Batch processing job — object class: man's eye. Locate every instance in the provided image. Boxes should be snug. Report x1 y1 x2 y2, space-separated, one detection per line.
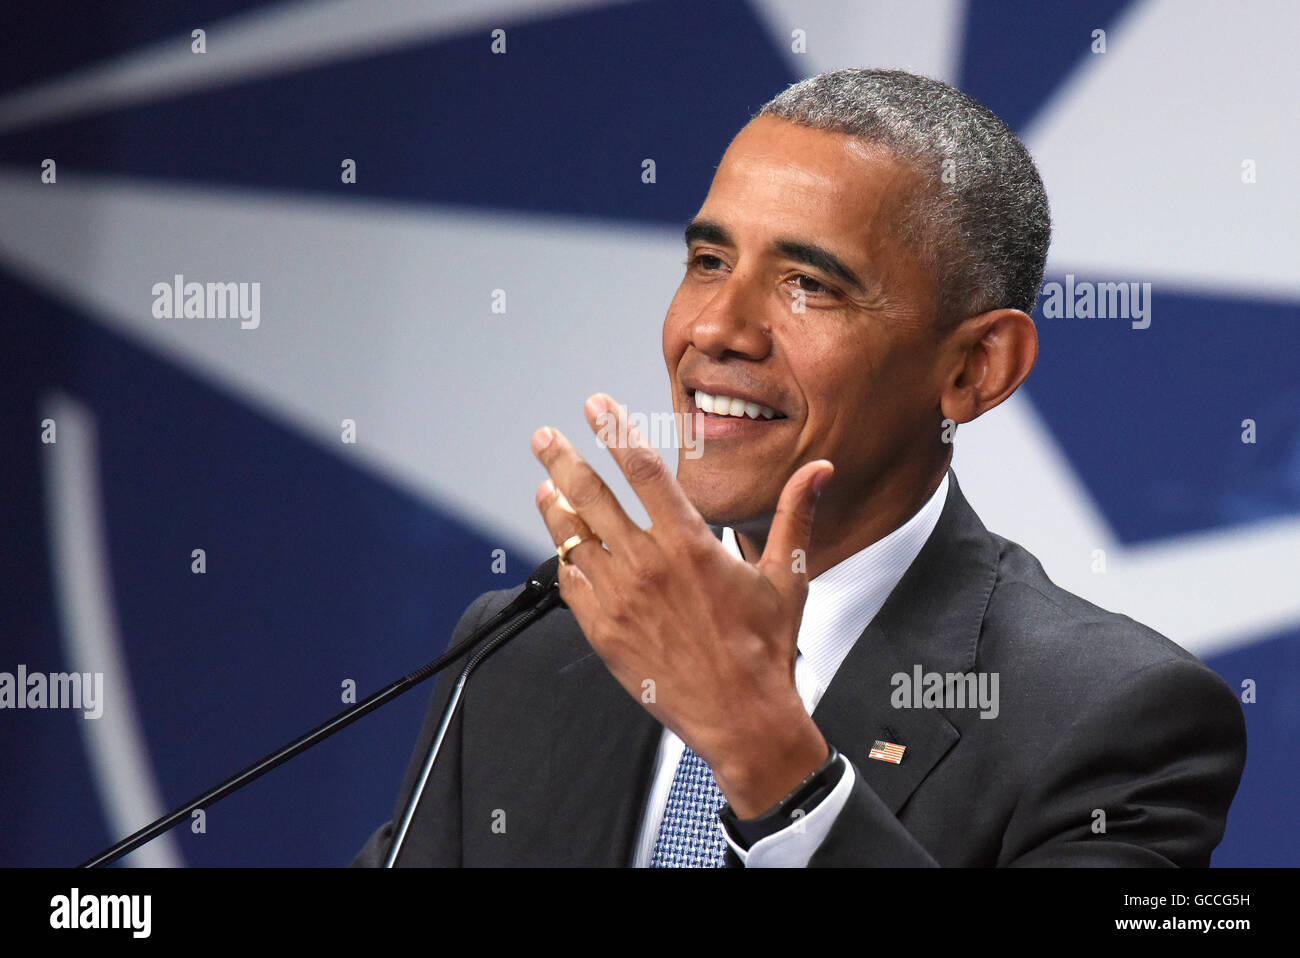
793 274 834 295
687 253 725 272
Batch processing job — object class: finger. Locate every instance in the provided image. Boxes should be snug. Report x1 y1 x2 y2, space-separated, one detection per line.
583 393 708 540
536 478 608 584
532 425 641 551
757 459 833 598
554 556 603 642
535 479 604 627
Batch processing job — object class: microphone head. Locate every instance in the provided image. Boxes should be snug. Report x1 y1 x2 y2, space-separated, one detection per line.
527 554 566 606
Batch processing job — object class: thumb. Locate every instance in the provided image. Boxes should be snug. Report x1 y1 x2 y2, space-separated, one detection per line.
758 459 833 598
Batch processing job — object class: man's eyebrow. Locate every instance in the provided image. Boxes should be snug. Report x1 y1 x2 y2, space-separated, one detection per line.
684 219 730 248
772 239 867 295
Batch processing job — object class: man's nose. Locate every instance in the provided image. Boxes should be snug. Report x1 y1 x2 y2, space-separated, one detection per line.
687 267 772 360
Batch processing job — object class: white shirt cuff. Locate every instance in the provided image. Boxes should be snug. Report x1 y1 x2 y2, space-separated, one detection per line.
721 755 855 867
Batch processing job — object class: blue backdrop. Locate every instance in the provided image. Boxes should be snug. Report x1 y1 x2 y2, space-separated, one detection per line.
1 0 1295 866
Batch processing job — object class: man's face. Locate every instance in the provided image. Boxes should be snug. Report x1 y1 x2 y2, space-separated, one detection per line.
663 115 950 535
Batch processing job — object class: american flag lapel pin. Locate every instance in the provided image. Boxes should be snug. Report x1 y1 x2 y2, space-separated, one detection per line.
869 739 906 764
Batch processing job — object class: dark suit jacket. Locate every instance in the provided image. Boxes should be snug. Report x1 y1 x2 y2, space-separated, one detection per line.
353 470 1246 866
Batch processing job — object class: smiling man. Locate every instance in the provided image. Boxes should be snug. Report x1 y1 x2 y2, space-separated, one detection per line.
355 69 1246 867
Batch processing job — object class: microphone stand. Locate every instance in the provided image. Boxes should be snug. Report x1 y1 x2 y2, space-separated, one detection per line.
383 581 556 866
79 558 563 868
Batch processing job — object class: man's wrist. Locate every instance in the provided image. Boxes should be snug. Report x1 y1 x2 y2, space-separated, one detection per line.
719 746 845 849
710 708 829 816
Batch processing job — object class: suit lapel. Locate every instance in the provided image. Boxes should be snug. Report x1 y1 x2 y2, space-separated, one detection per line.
812 469 998 815
812 625 960 814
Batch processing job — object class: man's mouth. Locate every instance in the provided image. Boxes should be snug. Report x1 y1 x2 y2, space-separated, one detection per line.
688 389 788 421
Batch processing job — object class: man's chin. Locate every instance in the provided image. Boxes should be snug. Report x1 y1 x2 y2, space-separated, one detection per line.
680 483 777 532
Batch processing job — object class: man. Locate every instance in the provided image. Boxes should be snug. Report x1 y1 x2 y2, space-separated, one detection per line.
354 69 1245 867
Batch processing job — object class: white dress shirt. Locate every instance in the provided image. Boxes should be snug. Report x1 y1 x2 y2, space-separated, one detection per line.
632 473 950 867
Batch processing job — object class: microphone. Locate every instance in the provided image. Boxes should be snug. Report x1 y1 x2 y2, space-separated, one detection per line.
79 555 565 868
385 553 565 866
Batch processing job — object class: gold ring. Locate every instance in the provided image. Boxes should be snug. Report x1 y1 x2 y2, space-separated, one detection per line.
557 533 596 565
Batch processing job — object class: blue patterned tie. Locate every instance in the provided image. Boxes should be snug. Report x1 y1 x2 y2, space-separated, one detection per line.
649 745 729 867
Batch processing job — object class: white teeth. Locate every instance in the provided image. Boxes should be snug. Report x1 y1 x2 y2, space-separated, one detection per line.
693 389 781 420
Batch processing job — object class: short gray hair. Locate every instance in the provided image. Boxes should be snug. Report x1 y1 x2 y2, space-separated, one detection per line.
756 68 1051 326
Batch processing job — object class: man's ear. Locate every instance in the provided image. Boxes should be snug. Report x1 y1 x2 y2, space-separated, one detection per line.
939 308 1038 425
